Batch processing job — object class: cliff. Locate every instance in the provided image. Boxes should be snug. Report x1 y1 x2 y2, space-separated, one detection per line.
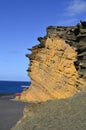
21 21 86 102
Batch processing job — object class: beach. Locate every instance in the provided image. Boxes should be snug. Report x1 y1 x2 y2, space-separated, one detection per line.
0 95 27 130
11 92 86 130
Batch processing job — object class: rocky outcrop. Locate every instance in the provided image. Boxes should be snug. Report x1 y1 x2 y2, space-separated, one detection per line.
21 21 86 102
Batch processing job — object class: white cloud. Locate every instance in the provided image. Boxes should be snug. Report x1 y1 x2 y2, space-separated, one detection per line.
66 0 86 16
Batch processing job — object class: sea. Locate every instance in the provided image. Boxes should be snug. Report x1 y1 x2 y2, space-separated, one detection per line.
0 80 31 94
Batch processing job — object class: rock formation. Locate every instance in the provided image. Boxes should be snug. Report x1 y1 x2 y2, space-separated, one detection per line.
20 21 86 102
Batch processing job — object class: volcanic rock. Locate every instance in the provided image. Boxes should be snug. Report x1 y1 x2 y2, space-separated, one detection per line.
20 21 86 102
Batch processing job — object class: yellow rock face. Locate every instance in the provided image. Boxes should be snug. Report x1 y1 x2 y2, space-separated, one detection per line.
20 37 83 102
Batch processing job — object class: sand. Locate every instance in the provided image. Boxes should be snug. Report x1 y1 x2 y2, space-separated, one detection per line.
11 92 86 130
0 95 27 130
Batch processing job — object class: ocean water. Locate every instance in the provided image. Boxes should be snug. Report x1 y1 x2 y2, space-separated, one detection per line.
0 81 31 94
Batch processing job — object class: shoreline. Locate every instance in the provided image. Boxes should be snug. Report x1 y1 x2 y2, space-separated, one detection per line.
0 93 16 99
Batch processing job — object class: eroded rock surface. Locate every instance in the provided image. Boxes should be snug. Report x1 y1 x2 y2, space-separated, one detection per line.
21 21 86 102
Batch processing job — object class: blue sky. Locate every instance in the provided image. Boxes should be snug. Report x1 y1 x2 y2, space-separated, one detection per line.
0 0 86 81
